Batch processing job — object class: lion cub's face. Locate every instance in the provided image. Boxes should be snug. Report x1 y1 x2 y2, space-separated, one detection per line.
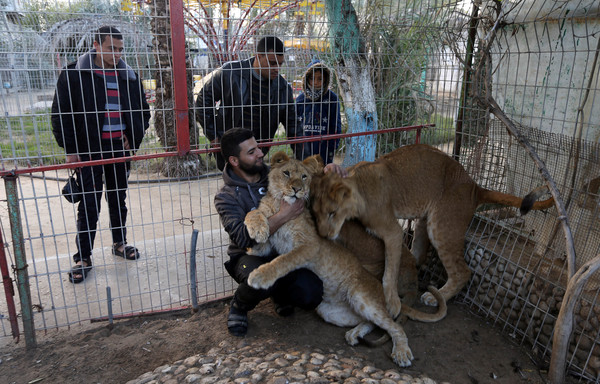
268 152 324 204
310 172 354 240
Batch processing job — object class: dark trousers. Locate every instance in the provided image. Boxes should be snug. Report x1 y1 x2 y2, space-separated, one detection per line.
73 143 129 264
229 254 323 312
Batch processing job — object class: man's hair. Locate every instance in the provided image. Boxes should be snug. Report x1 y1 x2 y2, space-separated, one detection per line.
220 128 255 163
95 26 123 45
256 36 285 55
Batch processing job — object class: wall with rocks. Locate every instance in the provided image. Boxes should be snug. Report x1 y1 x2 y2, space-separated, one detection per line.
421 223 600 381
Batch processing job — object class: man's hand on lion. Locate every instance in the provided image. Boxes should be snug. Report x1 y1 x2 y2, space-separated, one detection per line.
266 199 304 236
323 163 348 178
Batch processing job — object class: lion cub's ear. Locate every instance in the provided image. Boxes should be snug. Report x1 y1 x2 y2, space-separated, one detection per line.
303 154 324 175
270 151 290 167
330 179 351 201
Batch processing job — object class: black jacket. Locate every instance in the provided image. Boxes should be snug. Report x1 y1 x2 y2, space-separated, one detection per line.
195 57 301 158
51 50 151 156
214 164 270 272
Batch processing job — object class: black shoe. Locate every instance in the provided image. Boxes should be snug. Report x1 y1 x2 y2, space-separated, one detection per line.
274 302 295 317
227 299 248 337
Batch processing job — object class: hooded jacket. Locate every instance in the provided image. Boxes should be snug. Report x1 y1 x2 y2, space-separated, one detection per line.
214 163 271 274
51 50 151 157
295 60 342 164
195 57 301 159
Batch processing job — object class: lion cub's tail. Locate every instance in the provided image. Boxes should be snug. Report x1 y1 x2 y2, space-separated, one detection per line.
477 185 554 215
361 286 447 348
401 285 447 323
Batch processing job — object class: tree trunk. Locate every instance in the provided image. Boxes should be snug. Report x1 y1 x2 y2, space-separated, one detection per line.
323 0 378 166
151 0 205 176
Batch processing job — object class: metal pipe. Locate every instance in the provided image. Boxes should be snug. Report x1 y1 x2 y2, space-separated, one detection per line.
106 286 113 328
190 229 199 312
169 0 191 156
0 226 20 342
90 305 197 323
0 124 435 178
453 0 480 161
4 175 36 349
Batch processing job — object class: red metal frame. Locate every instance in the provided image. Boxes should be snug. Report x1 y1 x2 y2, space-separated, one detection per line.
170 0 191 156
0 228 20 342
0 124 432 177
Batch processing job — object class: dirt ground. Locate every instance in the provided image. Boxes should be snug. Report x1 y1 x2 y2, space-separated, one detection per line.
1 297 574 384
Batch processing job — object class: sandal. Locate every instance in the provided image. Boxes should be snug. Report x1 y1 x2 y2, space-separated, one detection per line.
68 262 92 284
227 299 248 337
112 242 140 260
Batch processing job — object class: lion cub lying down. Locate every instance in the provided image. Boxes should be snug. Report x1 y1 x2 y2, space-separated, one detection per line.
244 152 446 367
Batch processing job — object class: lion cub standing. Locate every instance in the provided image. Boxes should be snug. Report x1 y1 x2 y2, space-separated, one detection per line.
311 144 555 313
244 152 445 368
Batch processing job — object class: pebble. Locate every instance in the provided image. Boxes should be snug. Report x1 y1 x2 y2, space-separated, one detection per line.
125 339 443 384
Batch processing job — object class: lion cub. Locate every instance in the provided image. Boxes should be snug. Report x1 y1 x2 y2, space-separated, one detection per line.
311 144 555 313
244 152 446 367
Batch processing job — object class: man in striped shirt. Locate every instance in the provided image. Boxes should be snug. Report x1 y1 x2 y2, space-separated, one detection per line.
52 26 151 284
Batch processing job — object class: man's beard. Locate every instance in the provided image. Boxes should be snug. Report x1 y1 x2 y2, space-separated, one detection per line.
239 159 264 175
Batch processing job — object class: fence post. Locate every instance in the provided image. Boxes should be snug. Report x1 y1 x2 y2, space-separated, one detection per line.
3 175 36 349
189 229 199 312
0 226 20 342
170 0 190 156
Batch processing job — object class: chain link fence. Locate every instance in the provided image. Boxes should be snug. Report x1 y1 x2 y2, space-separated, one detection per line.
1 0 599 381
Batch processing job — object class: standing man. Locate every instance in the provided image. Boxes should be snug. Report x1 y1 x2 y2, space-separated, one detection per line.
215 128 346 336
195 36 302 171
51 26 151 284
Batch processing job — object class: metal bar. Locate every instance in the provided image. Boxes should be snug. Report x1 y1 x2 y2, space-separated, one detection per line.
3 175 36 349
248 124 436 150
0 124 434 177
106 286 113 327
170 0 191 156
0 151 180 177
89 305 195 323
0 226 20 342
190 229 199 312
452 0 479 161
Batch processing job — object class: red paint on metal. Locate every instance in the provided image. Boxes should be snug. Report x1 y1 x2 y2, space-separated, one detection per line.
0 228 20 342
0 124 434 177
170 0 191 156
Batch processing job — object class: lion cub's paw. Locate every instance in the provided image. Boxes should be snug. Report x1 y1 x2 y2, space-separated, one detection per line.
247 267 276 290
420 291 439 307
391 343 414 367
247 242 272 257
344 327 361 346
245 211 270 244
385 291 403 318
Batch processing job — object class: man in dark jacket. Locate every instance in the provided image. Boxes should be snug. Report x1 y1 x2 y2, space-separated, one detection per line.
51 26 151 284
195 36 302 171
214 128 346 336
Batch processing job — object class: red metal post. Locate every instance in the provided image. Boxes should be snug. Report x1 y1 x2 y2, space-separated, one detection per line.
170 0 191 156
0 227 20 342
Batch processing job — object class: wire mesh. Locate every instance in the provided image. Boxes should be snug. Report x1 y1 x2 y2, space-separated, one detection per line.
0 0 599 381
